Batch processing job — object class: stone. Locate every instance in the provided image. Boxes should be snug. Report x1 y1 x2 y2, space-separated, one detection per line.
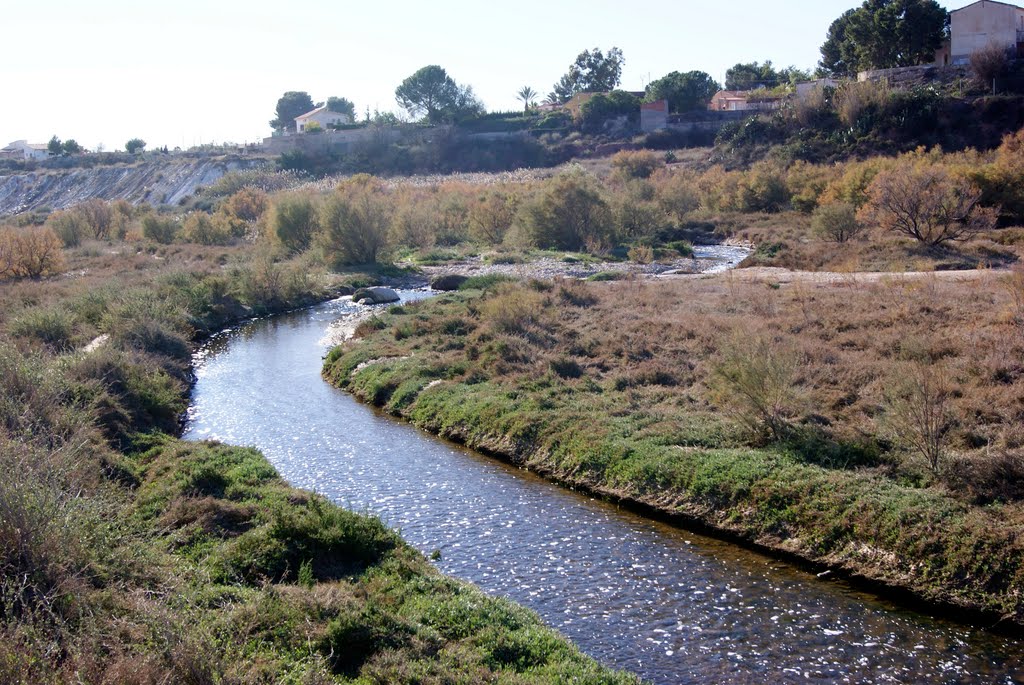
353 287 400 305
430 274 468 291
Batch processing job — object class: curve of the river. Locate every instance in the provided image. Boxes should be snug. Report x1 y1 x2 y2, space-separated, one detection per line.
185 252 1024 685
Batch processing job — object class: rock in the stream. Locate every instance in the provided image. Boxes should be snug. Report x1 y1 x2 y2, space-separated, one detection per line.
430 274 468 291
353 287 400 305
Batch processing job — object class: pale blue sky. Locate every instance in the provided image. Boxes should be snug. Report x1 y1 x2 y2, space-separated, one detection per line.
1 0 977 151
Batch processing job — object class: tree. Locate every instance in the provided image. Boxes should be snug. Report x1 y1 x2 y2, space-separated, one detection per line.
61 139 82 155
579 91 640 131
517 86 538 113
395 66 482 124
270 91 316 131
47 136 61 156
859 160 997 246
645 71 720 113
723 61 808 91
548 47 624 103
125 138 146 154
326 96 356 120
819 0 948 77
395 65 458 123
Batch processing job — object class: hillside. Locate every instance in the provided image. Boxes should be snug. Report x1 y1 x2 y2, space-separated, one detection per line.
0 156 265 216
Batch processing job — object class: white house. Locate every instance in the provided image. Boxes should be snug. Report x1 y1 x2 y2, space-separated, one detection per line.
795 79 842 100
949 0 1024 65
1 140 50 160
294 106 352 133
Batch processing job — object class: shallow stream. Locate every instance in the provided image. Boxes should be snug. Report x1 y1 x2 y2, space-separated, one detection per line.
185 248 1023 684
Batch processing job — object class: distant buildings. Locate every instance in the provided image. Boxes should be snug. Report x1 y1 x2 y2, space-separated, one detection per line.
1 140 50 161
294 106 353 133
708 90 783 112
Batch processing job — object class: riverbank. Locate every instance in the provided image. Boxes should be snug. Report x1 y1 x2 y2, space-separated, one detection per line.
324 270 1024 630
0 243 636 683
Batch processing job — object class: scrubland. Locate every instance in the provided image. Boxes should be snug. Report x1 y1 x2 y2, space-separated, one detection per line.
325 271 1024 625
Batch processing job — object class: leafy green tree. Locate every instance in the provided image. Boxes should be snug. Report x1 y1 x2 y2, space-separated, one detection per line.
645 71 720 112
270 91 316 131
61 139 82 155
326 96 356 119
580 91 640 131
47 136 61 156
517 86 538 113
395 66 482 124
726 62 779 90
548 47 624 103
125 138 146 154
395 65 458 123
819 0 948 77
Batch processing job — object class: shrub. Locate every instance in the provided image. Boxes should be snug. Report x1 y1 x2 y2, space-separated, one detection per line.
76 199 116 239
860 160 997 246
611 150 664 180
45 210 88 247
479 285 548 335
970 42 1013 87
271 193 318 254
9 308 75 352
468 190 519 244
0 227 66 279
317 175 392 266
222 187 269 223
811 202 863 242
182 212 232 246
709 334 805 443
652 169 700 223
141 214 179 244
521 169 613 251
882 361 956 475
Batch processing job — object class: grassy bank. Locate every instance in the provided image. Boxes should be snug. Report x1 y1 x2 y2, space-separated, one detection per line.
0 243 636 683
324 273 1024 627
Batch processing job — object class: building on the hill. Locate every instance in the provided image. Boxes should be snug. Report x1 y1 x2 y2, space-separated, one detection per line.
949 0 1024 65
1 140 50 160
294 106 352 133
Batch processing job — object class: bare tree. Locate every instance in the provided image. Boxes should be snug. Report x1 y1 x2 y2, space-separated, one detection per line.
859 161 997 246
970 42 1013 89
883 361 956 474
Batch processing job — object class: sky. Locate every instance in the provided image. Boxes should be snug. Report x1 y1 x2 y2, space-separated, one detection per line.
1 0 980 151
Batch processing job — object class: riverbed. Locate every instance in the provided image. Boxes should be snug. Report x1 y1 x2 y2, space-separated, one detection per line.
184 281 1024 685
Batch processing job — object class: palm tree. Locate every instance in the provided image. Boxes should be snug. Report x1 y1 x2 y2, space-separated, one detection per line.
517 86 538 114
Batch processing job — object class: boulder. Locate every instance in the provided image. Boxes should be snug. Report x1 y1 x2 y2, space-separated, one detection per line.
353 287 400 305
430 274 468 291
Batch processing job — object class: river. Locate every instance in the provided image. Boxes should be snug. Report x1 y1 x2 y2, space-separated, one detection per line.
184 251 1024 685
